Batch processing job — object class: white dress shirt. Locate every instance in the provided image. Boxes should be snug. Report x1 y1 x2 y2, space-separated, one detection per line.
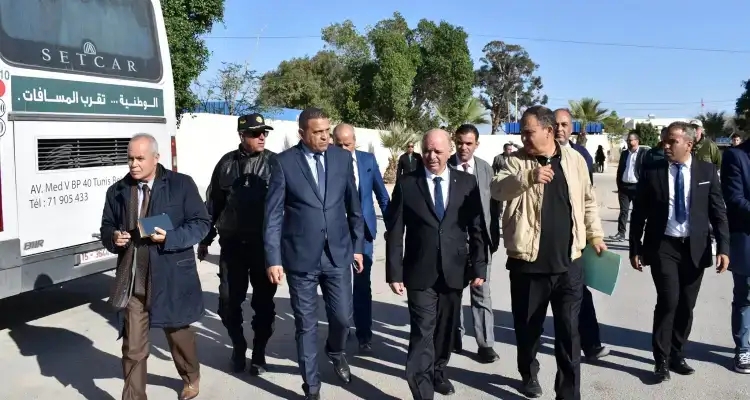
456 156 475 175
424 167 451 208
665 156 692 237
351 150 359 190
623 148 639 184
301 143 326 184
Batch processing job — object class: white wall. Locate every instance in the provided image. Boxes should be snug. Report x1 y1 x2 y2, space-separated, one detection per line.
175 113 612 196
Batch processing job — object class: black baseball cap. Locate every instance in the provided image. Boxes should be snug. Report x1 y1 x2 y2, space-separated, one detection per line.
238 113 273 132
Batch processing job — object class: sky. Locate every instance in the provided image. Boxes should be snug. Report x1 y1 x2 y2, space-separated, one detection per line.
198 0 750 121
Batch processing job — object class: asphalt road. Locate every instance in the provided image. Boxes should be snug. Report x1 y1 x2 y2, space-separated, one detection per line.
1 170 749 399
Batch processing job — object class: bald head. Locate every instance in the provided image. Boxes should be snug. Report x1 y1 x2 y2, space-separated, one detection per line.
332 123 356 152
422 129 452 174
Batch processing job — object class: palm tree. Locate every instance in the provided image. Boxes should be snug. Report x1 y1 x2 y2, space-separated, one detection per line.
695 112 728 139
379 121 419 183
436 97 490 133
568 98 609 147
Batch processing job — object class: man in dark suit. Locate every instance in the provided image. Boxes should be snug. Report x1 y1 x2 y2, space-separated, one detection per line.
385 128 487 400
630 121 729 383
448 124 500 363
721 140 750 373
612 133 648 241
264 108 365 400
100 134 210 400
397 142 422 176
332 123 389 353
554 108 610 361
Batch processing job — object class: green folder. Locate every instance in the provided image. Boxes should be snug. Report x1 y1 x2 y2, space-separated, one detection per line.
580 244 622 296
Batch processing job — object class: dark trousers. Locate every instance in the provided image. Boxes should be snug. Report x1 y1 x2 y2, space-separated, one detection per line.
617 183 637 235
353 240 374 344
122 295 199 400
287 244 353 395
217 238 278 358
510 261 583 400
650 237 705 363
579 285 602 353
406 276 461 400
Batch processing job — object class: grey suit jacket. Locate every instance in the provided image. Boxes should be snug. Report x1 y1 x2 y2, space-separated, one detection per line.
449 155 499 252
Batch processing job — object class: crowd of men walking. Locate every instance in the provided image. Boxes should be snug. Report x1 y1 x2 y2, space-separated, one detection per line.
99 104 746 400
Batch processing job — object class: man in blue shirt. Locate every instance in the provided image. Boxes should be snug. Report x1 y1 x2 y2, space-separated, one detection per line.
554 108 610 361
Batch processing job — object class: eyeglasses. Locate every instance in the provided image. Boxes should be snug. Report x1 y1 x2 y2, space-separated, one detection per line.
242 130 269 138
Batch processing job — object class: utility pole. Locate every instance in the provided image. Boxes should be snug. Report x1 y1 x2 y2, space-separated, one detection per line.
515 91 519 121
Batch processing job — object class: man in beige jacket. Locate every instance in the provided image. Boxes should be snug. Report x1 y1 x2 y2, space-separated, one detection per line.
491 105 606 400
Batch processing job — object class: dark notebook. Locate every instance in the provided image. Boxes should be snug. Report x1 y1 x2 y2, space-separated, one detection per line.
138 213 174 238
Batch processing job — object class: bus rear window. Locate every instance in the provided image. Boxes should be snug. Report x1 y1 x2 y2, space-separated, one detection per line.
0 0 162 82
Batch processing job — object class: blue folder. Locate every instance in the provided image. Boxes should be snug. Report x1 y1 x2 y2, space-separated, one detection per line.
580 244 622 296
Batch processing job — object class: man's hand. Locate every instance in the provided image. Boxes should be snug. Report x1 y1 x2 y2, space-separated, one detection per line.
353 253 364 274
630 255 643 272
113 230 130 247
532 165 554 184
389 282 405 296
592 242 608 255
150 227 167 244
197 244 208 261
716 254 730 274
267 265 285 285
470 278 485 288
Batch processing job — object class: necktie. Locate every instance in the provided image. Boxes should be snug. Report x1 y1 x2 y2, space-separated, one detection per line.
314 153 326 198
674 164 686 224
433 176 445 221
462 163 469 172
134 184 151 297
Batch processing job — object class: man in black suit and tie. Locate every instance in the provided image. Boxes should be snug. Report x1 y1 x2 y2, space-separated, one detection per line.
612 133 648 241
397 142 423 177
629 121 730 383
385 129 487 400
264 108 365 400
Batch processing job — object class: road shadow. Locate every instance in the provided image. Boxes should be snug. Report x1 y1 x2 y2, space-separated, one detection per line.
486 307 732 384
0 273 183 398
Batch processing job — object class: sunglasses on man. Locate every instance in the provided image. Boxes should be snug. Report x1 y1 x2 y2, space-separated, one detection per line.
242 129 270 138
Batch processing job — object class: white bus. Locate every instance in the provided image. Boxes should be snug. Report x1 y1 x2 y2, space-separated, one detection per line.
0 0 176 299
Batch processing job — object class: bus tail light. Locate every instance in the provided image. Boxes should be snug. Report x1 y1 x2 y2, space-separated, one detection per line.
171 135 177 172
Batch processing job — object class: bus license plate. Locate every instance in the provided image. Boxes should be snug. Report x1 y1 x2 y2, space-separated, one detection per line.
79 248 116 265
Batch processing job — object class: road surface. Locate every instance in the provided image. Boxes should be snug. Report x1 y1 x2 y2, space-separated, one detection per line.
0 170 748 399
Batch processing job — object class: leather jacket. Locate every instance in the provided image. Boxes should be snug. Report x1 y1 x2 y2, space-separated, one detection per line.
201 146 275 245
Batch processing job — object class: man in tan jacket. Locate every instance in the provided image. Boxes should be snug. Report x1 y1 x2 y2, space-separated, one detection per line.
491 105 606 400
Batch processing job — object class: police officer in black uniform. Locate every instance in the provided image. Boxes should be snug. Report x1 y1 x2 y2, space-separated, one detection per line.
197 113 277 375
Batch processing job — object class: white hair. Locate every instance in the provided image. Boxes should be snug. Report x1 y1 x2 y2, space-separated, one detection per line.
130 133 159 155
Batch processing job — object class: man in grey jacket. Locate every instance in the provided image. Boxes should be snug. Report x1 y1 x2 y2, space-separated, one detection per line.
449 124 501 363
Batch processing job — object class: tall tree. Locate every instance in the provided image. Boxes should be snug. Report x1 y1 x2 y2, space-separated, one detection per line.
631 122 660 148
194 61 261 115
568 98 609 147
162 0 225 121
474 41 547 134
602 111 628 142
695 111 729 139
256 13 473 132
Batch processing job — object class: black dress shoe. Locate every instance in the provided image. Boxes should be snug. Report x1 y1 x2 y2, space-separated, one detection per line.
358 342 373 355
331 357 352 384
584 345 610 361
434 378 455 395
303 393 320 400
520 376 542 398
230 349 246 373
670 358 695 375
477 347 500 364
654 362 671 382
249 353 267 376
